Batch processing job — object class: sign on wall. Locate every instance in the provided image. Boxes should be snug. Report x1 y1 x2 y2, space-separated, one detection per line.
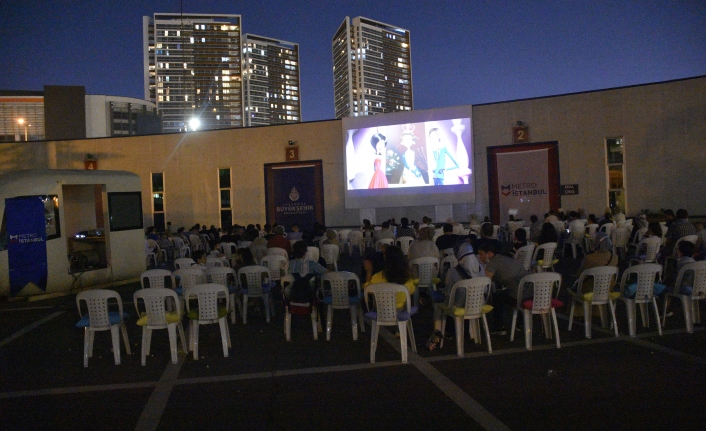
560 184 579 195
6 196 48 296
487 142 561 225
264 161 324 233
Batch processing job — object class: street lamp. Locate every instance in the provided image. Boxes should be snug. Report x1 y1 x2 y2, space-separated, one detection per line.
188 117 201 131
17 118 30 141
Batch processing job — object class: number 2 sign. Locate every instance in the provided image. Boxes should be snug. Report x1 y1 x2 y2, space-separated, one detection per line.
513 126 530 144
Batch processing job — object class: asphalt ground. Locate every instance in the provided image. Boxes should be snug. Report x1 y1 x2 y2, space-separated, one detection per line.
1 251 705 431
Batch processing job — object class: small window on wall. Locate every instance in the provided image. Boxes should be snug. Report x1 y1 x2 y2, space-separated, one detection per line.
219 168 232 229
152 173 166 232
605 137 626 214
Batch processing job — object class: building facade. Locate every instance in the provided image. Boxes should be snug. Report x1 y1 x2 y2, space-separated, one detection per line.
0 89 160 141
332 16 413 119
85 96 161 138
242 34 301 127
0 92 45 142
143 13 244 133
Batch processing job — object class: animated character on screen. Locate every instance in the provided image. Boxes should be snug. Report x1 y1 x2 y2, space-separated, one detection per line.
368 132 389 189
399 124 426 186
428 127 459 185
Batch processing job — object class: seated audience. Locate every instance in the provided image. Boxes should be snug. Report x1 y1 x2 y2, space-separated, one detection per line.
363 245 415 309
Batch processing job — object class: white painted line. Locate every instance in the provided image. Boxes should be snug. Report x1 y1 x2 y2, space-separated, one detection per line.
0 311 65 348
0 381 157 399
175 361 399 386
0 305 57 312
377 327 512 431
134 354 186 431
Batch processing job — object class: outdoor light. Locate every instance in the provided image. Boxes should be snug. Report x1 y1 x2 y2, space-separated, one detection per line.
188 117 201 131
17 118 30 141
288 140 295 145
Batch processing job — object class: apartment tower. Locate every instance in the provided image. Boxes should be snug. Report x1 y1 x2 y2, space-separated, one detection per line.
143 13 243 133
242 35 301 127
332 16 413 119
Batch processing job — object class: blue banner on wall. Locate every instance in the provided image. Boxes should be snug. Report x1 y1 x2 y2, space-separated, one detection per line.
6 197 48 296
271 165 317 232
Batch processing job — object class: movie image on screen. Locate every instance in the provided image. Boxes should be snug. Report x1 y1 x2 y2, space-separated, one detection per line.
342 106 474 209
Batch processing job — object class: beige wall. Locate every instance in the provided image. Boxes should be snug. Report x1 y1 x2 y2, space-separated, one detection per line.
472 76 706 217
0 76 703 234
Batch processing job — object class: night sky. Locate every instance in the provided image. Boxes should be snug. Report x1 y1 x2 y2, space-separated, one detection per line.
1 1 704 122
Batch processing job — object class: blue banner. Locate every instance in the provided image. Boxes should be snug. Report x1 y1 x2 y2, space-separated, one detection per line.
272 166 317 232
7 197 48 296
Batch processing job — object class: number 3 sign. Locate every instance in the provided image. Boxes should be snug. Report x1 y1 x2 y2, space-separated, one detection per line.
285 146 299 162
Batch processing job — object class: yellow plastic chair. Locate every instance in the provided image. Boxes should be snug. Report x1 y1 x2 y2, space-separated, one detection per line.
439 277 493 356
133 288 187 365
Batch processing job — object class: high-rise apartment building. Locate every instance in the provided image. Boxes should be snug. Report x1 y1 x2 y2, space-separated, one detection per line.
242 35 301 127
332 16 413 119
143 13 243 133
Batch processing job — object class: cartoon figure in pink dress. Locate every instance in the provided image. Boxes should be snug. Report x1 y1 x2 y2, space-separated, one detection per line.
368 132 389 189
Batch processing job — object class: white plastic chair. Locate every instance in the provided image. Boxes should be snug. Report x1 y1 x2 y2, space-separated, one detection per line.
396 236 414 256
238 240 252 249
629 236 662 266
133 288 187 365
146 239 158 267
76 289 131 367
365 283 417 363
306 246 320 263
206 256 226 268
172 236 191 258
611 227 631 260
514 243 535 272
618 263 663 337
439 255 458 282
439 277 493 356
510 273 562 350
376 238 394 251
532 242 558 272
348 230 364 256
320 272 365 341
409 256 440 306
206 266 240 324
563 225 586 259
260 254 289 283
567 266 620 338
599 223 615 236
584 223 599 251
174 267 206 293
672 235 698 257
321 244 340 271
251 245 268 265
238 265 273 324
141 269 175 290
267 246 288 259
338 229 352 254
627 227 649 254
220 242 237 259
662 261 706 333
281 274 321 341
184 283 231 360
174 258 195 270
